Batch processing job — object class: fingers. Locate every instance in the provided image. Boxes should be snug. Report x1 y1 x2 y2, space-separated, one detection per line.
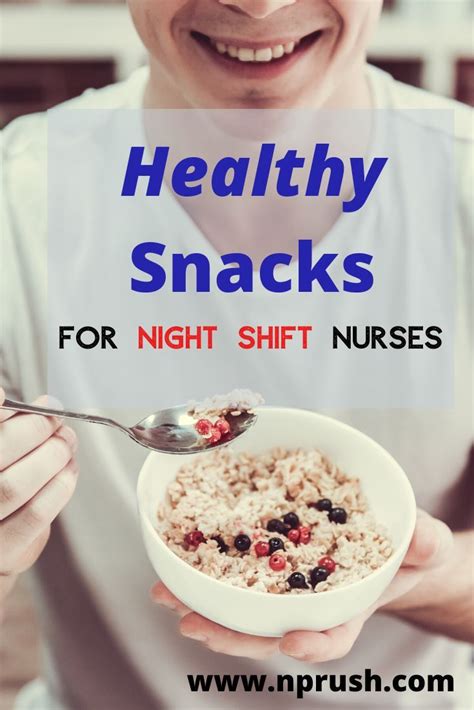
0 426 77 520
150 582 191 617
152 582 279 659
180 613 279 659
150 510 454 664
280 614 366 662
0 458 78 575
403 509 453 569
0 402 63 470
152 581 369 662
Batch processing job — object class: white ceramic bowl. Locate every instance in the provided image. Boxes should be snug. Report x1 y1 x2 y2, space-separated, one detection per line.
137 408 416 637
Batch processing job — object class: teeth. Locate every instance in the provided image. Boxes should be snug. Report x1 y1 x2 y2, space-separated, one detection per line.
238 48 255 62
209 38 300 62
255 48 273 62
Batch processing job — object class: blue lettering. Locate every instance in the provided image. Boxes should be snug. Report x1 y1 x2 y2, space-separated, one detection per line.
131 242 166 292
260 253 292 292
217 254 254 292
343 157 388 212
298 240 338 292
172 157 208 197
343 253 374 292
122 146 169 197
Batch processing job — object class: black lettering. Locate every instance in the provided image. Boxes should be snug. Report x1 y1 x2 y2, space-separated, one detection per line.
425 326 443 349
408 326 424 349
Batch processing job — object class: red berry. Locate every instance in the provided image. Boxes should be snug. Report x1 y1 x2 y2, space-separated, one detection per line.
215 417 230 435
318 556 336 573
269 554 286 571
208 427 222 444
299 526 311 544
185 530 205 547
287 528 300 544
195 419 213 437
255 541 270 557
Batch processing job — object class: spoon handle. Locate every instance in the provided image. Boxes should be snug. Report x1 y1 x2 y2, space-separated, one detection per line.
1 398 130 436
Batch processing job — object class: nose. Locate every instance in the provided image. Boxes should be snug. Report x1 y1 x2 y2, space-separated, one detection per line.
218 0 296 20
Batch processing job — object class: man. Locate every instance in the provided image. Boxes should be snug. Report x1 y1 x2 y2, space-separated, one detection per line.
1 1 472 708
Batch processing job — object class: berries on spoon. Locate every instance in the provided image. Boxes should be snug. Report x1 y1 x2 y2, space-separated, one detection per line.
328 507 347 524
318 555 336 573
185 530 205 547
215 417 230 435
287 572 308 589
269 554 286 571
268 537 285 553
195 418 213 437
255 541 270 557
282 512 299 529
309 566 329 588
234 534 251 552
208 427 222 444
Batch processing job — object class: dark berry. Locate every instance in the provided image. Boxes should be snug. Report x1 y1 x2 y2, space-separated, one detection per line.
287 528 300 544
266 519 288 535
269 554 286 571
268 537 285 553
287 572 308 589
195 419 213 437
318 556 336 573
212 535 229 554
328 507 347 524
310 566 329 588
282 512 300 529
234 534 251 552
255 541 270 557
185 530 205 547
215 417 230 435
310 498 332 512
298 526 311 544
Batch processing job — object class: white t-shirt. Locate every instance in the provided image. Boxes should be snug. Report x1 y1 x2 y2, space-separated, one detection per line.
1 66 473 710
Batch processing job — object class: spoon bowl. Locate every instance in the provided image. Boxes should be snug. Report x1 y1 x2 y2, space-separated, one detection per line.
0 398 258 455
130 407 257 454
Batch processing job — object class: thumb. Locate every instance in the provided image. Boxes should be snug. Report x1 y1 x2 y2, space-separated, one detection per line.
403 510 453 569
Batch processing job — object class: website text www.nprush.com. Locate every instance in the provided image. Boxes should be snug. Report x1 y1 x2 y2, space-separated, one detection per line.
187 668 454 700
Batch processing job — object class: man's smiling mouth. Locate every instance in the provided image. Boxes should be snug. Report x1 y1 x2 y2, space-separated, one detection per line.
191 29 324 66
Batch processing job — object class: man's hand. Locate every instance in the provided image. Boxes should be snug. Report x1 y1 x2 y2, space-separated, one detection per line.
151 510 461 661
0 386 78 603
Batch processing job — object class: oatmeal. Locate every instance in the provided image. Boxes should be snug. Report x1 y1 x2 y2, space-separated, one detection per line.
188 389 264 445
188 388 264 419
157 447 392 594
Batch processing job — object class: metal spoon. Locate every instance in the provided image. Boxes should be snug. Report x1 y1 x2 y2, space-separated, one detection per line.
0 399 257 455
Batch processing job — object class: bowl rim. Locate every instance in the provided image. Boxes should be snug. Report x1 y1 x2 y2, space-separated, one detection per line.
137 407 417 603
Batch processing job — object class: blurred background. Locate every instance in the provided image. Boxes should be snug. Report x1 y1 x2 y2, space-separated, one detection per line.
0 0 473 128
0 1 473 708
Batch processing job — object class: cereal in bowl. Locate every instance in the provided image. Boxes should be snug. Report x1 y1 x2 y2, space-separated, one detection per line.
157 447 392 594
